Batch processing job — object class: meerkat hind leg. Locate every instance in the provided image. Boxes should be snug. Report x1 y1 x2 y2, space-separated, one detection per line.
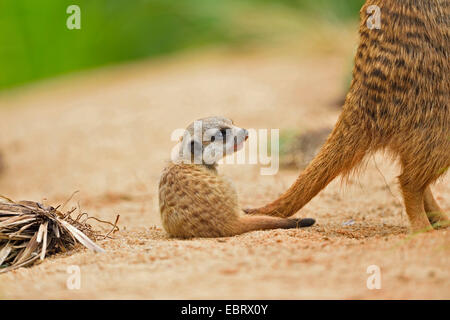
398 176 433 233
423 186 449 229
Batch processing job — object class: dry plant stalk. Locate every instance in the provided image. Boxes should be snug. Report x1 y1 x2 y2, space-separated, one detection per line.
0 195 119 274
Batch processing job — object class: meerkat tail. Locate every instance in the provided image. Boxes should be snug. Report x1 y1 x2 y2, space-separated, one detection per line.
246 113 372 218
232 215 315 235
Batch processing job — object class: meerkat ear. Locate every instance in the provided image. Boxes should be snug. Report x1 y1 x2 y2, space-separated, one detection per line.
189 139 203 160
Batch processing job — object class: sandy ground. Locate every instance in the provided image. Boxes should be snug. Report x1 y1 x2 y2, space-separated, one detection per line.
0 45 448 299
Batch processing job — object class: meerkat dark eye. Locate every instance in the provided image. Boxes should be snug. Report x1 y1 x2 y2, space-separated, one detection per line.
211 136 216 142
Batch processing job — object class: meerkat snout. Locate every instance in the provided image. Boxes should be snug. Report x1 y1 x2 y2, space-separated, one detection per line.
233 128 248 152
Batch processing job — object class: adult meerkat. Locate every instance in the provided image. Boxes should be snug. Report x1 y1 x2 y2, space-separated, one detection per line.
159 117 315 238
246 0 449 233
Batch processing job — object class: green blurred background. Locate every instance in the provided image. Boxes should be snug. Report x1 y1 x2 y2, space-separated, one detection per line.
0 0 364 92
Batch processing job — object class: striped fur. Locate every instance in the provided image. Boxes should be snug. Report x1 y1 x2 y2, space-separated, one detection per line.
246 0 449 233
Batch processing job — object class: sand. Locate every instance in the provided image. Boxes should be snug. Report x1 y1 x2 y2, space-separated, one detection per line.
0 47 448 299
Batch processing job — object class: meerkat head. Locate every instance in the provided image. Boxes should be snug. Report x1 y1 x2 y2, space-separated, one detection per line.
177 116 249 166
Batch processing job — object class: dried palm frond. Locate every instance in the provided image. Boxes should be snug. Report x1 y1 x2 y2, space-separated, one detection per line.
0 195 119 273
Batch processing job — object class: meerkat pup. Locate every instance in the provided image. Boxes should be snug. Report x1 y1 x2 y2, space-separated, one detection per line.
245 0 449 233
158 116 315 238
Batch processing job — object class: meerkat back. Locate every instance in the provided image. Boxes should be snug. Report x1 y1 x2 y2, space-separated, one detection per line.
159 163 240 238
